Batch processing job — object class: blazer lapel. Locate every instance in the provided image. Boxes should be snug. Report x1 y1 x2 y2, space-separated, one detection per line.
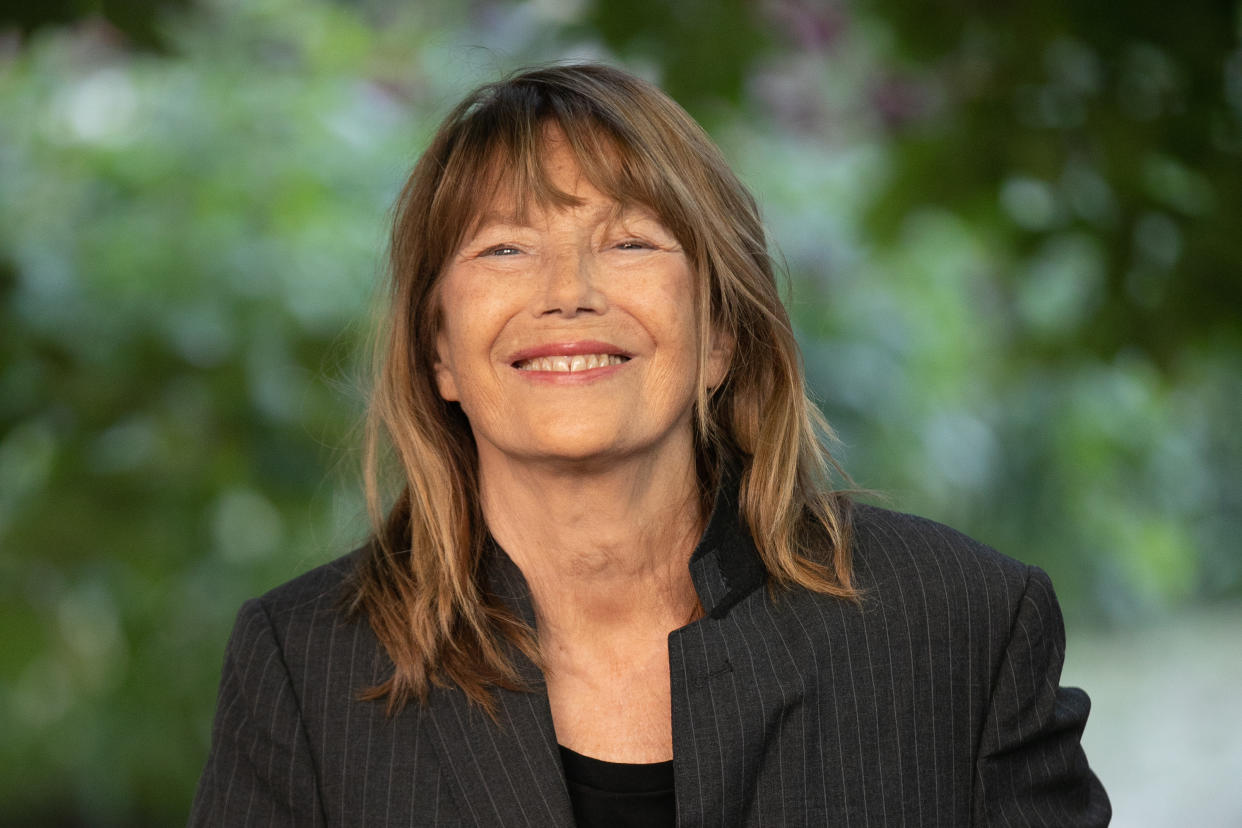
422 544 575 827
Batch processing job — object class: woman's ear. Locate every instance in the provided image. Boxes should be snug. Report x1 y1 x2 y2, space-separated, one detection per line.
705 327 733 390
433 333 461 402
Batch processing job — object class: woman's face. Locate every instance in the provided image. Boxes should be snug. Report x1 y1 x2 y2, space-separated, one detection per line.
432 136 729 471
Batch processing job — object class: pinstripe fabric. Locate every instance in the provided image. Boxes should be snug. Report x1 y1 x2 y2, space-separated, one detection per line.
189 481 1110 827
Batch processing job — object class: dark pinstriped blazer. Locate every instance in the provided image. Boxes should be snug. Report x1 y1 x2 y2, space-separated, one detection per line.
189 477 1111 826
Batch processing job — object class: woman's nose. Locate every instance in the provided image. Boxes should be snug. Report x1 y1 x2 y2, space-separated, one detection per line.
538 246 607 317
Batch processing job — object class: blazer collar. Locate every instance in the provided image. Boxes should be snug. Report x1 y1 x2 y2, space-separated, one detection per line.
686 460 768 619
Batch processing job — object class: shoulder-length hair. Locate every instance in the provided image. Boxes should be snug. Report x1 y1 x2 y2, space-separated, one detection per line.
351 62 856 713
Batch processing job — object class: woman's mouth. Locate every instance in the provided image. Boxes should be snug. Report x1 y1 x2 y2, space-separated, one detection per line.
514 354 630 372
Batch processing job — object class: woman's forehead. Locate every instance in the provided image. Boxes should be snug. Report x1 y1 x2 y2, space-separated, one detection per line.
467 196 660 233
460 159 659 235
477 124 637 199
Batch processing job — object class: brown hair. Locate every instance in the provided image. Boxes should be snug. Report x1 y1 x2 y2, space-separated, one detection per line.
351 63 856 713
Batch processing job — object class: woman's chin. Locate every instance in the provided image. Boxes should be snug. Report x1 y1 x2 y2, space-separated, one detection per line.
481 429 686 471
513 436 628 466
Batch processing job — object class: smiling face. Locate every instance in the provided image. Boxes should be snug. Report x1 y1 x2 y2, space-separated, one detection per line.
432 136 729 471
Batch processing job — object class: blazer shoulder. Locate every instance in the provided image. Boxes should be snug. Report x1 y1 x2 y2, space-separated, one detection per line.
249 546 363 629
224 546 382 701
847 501 1033 612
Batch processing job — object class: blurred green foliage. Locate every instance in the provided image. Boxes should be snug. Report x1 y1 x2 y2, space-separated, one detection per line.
1 0 1239 824
859 0 1242 364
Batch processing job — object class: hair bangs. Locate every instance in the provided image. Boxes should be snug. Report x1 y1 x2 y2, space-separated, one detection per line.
427 86 701 274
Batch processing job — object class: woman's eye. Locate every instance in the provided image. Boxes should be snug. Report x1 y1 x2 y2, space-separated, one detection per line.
615 239 651 250
482 245 522 257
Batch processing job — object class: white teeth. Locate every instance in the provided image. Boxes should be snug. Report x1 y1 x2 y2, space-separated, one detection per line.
516 354 626 372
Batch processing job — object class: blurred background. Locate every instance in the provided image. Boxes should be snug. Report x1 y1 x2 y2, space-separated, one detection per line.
1 0 1239 824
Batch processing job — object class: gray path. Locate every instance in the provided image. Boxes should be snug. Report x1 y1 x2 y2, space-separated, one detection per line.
1062 604 1242 827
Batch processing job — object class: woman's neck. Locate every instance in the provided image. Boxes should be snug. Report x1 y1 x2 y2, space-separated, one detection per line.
477 442 704 644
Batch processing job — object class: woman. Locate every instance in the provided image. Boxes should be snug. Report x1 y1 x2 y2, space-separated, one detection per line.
190 63 1110 826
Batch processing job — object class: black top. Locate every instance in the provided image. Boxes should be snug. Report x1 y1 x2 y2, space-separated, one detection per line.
558 745 675 828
